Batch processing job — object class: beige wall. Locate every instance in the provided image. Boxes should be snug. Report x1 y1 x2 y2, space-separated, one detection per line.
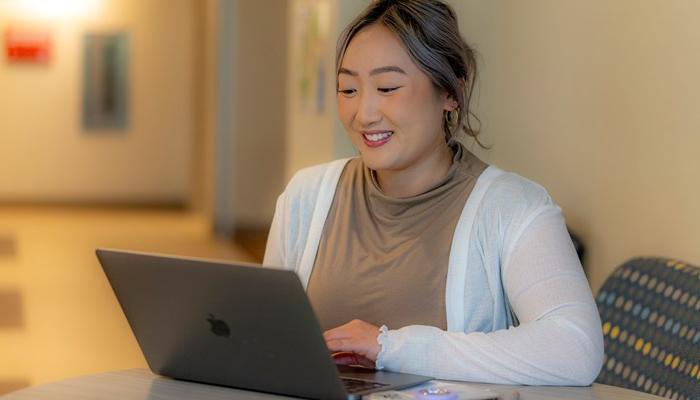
285 0 369 180
0 0 194 204
452 0 700 291
227 0 362 227
285 0 337 182
230 0 288 227
190 0 215 218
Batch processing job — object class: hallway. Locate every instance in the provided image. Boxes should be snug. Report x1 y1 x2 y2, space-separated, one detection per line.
0 207 255 394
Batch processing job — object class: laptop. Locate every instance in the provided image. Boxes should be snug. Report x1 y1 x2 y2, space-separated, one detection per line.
96 248 432 400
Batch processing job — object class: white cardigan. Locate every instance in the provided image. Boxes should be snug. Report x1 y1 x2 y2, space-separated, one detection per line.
263 158 604 386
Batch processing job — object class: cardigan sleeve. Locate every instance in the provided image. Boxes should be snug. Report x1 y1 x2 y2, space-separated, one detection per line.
262 191 286 268
263 158 352 273
375 201 604 385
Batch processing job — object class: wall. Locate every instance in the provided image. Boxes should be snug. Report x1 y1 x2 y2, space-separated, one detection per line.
284 0 370 181
0 0 194 204
190 0 215 218
451 0 700 291
230 0 288 227
222 0 359 229
285 0 337 182
332 0 367 159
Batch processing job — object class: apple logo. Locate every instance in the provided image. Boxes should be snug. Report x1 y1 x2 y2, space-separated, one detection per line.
207 313 231 338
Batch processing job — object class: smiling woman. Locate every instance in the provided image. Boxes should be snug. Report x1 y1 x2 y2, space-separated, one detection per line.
264 0 604 386
336 23 457 198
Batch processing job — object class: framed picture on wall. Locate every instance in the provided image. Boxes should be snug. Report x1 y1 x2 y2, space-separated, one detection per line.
82 32 128 131
294 0 330 115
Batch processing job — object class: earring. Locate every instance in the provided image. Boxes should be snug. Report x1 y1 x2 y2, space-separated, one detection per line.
444 109 460 130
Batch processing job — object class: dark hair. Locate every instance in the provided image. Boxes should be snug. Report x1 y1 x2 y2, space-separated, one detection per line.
336 0 484 146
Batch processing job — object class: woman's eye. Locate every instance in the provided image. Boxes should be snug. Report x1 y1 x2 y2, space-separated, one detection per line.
337 88 357 97
378 86 401 93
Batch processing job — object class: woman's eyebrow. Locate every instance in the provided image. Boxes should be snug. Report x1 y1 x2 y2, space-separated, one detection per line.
338 67 358 76
370 66 406 76
338 66 407 76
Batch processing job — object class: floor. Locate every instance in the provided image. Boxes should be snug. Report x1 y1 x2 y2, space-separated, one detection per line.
0 207 256 395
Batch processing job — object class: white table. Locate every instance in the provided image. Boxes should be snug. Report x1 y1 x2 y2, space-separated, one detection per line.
1 369 663 400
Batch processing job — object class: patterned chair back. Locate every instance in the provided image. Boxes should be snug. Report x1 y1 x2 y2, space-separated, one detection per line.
596 257 700 400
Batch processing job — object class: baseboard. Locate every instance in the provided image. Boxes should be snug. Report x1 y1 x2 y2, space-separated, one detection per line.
0 200 186 210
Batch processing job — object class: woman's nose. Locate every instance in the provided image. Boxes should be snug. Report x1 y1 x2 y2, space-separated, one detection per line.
355 92 381 127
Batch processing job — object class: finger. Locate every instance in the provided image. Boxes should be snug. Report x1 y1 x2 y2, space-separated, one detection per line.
352 355 376 369
327 338 371 356
323 325 353 341
331 351 355 358
331 352 359 365
328 339 376 362
325 338 353 353
332 352 376 369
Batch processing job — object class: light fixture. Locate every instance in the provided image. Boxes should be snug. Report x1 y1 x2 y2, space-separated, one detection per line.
12 0 103 19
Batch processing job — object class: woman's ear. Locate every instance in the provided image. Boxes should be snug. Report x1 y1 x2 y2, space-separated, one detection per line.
442 78 465 112
444 98 459 112
443 94 459 112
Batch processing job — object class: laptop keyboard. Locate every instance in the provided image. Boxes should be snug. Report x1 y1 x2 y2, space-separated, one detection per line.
341 377 389 393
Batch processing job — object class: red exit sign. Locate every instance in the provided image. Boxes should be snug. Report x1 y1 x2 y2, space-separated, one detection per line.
5 28 51 64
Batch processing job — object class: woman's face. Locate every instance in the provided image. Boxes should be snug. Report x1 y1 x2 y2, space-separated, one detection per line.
337 23 455 172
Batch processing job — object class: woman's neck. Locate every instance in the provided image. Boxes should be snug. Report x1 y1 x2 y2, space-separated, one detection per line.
375 142 454 198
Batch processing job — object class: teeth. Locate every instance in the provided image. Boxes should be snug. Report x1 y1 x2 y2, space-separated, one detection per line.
364 132 393 142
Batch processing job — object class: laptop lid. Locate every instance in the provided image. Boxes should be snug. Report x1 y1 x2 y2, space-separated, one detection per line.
96 248 431 400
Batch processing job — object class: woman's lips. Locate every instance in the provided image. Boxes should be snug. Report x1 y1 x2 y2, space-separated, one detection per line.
361 130 393 148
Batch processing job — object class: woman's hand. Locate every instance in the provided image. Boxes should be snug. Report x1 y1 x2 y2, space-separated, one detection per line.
324 319 381 368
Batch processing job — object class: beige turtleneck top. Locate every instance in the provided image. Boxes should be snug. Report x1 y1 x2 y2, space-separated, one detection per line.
307 143 487 331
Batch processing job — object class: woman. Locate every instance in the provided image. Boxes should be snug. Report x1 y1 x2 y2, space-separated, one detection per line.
264 0 603 385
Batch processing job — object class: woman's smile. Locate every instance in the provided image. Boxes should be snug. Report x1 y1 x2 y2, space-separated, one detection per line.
361 130 394 148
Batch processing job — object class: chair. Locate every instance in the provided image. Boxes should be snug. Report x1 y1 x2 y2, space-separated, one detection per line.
595 257 700 400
